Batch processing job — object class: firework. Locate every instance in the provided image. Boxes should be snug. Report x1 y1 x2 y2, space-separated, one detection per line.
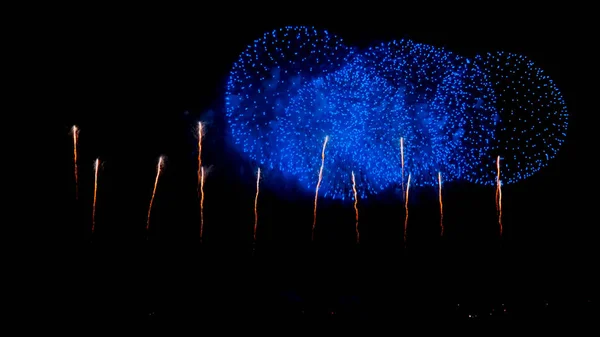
199 166 206 242
351 171 359 243
197 122 205 242
404 173 411 245
197 122 204 166
253 167 261 242
312 135 329 241
71 125 79 200
496 156 503 237
400 137 404 198
147 156 165 233
92 158 100 233
438 171 444 236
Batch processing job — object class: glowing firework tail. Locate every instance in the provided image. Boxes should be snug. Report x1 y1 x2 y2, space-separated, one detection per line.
351 171 359 243
71 125 79 200
404 174 411 245
197 122 205 242
438 171 444 236
253 167 261 242
312 135 329 241
200 166 206 242
496 156 503 237
147 156 165 232
400 137 405 198
92 158 99 233
197 122 204 192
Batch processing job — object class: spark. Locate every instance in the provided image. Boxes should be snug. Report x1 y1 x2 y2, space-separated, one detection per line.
312 135 329 241
438 171 444 236
200 166 206 242
351 171 359 244
400 137 405 199
71 125 79 200
253 167 261 242
92 158 99 233
404 173 411 245
496 156 503 237
147 156 165 233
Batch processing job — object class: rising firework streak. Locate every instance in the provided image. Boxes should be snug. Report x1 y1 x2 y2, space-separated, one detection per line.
147 156 165 234
496 156 503 237
312 135 329 241
404 173 411 245
253 167 261 242
400 137 405 199
351 171 359 243
197 122 205 242
71 125 79 200
199 166 206 242
92 158 100 233
438 171 444 236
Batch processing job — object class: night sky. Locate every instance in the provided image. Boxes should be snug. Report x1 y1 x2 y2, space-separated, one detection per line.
44 12 593 322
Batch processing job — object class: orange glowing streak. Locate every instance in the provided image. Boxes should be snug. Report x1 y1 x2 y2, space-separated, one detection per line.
197 122 205 242
146 156 165 232
200 166 206 241
404 174 411 244
71 125 79 200
253 167 261 242
496 156 503 237
312 135 329 241
197 122 204 194
438 171 444 236
351 171 359 244
400 137 405 198
92 158 99 233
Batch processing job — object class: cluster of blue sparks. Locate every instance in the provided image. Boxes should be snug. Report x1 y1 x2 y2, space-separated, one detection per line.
225 26 568 200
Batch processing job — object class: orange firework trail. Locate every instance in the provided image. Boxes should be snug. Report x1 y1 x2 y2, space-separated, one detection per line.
71 125 79 200
496 156 503 237
312 135 329 241
197 122 205 242
253 167 261 242
92 158 100 233
438 171 444 236
404 174 411 245
400 137 405 198
351 171 359 244
146 156 165 232
197 121 204 191
199 166 206 242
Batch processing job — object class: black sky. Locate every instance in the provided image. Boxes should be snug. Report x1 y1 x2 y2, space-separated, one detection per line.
37 10 594 320
19 3 598 319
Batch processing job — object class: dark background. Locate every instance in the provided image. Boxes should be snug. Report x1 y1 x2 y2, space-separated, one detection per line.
40 9 593 323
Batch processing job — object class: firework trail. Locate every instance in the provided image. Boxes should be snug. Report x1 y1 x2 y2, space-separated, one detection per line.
312 135 329 241
351 171 359 244
92 158 100 233
146 156 165 233
197 121 204 192
253 167 261 243
197 122 205 242
496 156 503 237
400 137 405 198
71 125 79 200
438 171 444 236
404 173 411 245
200 166 206 242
